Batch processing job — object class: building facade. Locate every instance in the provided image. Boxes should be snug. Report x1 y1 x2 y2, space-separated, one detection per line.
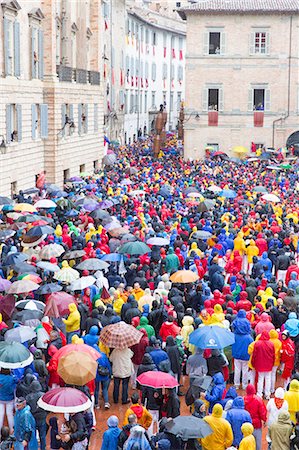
0 0 103 196
124 6 186 143
178 0 299 159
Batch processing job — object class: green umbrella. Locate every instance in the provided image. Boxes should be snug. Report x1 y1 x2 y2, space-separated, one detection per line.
279 163 292 170
253 186 268 193
118 241 151 255
0 341 33 368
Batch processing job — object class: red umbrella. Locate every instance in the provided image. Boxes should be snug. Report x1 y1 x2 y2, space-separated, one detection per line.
44 292 76 318
136 371 179 389
49 343 101 371
37 387 91 413
0 295 15 321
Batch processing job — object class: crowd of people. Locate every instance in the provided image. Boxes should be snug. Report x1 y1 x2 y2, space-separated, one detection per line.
0 138 298 450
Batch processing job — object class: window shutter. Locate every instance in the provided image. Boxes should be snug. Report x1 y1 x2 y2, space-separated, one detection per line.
85 104 88 133
31 104 37 139
163 63 167 79
178 66 183 81
140 61 143 78
248 89 253 111
220 32 226 55
40 104 48 139
31 27 37 78
120 50 124 70
125 55 129 72
265 89 271 111
69 104 74 124
249 32 255 55
94 104 98 132
111 47 115 68
145 62 149 79
4 18 11 76
119 90 124 106
219 88 224 112
171 64 175 80
78 104 82 135
135 58 139 75
152 63 156 81
130 57 134 76
6 105 12 143
61 104 66 137
38 29 44 80
202 88 208 112
111 88 115 107
203 31 209 55
265 32 270 55
16 104 22 142
13 21 20 77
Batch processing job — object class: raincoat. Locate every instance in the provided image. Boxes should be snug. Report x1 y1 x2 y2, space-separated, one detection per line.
202 404 233 450
136 316 155 339
239 423 256 450
14 405 38 450
269 411 293 450
284 379 299 422
62 303 80 332
226 396 252 447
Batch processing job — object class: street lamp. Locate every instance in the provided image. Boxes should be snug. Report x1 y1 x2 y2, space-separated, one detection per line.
0 135 7 154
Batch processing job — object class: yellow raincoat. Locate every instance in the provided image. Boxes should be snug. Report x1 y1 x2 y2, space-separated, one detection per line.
201 404 233 450
62 303 80 332
239 423 256 450
284 379 299 423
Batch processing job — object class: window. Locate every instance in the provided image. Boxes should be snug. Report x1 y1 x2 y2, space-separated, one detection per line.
170 93 174 112
209 32 220 54
56 21 61 65
71 27 77 67
6 104 21 143
162 63 167 80
177 65 183 82
93 160 99 171
135 90 138 113
251 31 269 55
204 30 225 55
177 92 182 109
163 92 167 103
207 143 219 151
130 93 134 113
32 104 48 140
145 29 149 44
125 90 129 113
152 31 156 46
61 104 74 137
208 89 219 110
203 87 224 112
31 27 44 79
11 181 17 198
144 92 147 113
3 18 20 77
248 87 270 111
63 169 70 183
151 63 156 81
80 164 85 173
78 104 88 134
151 92 156 108
140 93 142 113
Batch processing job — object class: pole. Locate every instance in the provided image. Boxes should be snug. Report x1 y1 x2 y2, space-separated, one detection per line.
137 26 141 138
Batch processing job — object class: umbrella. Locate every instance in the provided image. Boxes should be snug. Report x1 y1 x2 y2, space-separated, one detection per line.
146 237 170 246
0 279 11 291
7 280 39 294
197 199 216 212
279 163 292 170
13 262 37 274
18 273 42 283
14 203 37 213
64 250 86 260
36 283 62 295
76 259 109 271
58 351 98 385
101 253 123 262
49 344 101 370
165 416 212 440
39 244 65 260
261 193 280 203
207 185 222 193
183 187 199 195
98 200 113 209
44 292 76 318
118 241 151 256
37 387 91 413
187 192 203 199
56 198 74 209
34 199 57 209
0 196 13 205
136 371 179 389
26 225 55 237
0 230 15 240
109 227 129 238
0 295 15 320
126 166 138 175
120 179 132 185
221 189 237 199
4 252 28 266
104 220 122 231
17 214 53 223
253 186 268 193
65 209 79 218
12 309 43 323
170 270 199 284
0 341 33 369
128 190 145 197
100 321 143 349
103 154 117 166
266 165 281 171
15 299 45 311
21 234 47 248
233 146 248 154
4 326 36 343
76 198 99 212
22 187 39 195
192 230 212 240
89 209 111 220
36 261 60 272
120 233 137 244
69 276 96 291
189 326 235 349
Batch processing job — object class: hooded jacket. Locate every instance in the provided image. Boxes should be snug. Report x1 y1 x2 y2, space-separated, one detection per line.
123 404 152 430
254 312 275 335
63 303 80 332
226 396 252 447
267 387 289 427
165 248 180 273
0 371 17 402
269 411 293 450
25 380 47 422
14 404 38 450
181 316 194 350
284 379 299 422
165 336 181 376
284 312 299 337
251 331 275 372
136 316 155 339
101 424 121 450
205 373 226 412
202 404 233 450
232 310 253 361
269 329 282 366
131 331 149 366
159 321 181 342
192 399 206 419
244 384 267 429
239 423 255 450
137 353 157 376
83 325 99 347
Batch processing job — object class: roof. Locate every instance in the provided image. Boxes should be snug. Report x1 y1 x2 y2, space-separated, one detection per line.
128 7 186 36
178 0 299 19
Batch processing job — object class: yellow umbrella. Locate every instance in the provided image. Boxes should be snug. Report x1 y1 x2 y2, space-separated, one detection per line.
57 351 98 385
232 146 248 154
170 270 199 284
54 261 79 283
14 204 37 213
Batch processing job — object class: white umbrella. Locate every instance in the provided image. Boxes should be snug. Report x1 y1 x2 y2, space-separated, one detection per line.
4 326 36 343
187 192 203 198
207 185 222 193
36 261 60 272
39 244 65 260
128 190 146 196
70 276 96 291
146 237 170 246
34 199 57 209
261 193 280 203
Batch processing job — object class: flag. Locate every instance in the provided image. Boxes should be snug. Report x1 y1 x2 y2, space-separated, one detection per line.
131 76 134 87
172 48 176 58
146 78 148 88
104 20 108 30
107 101 111 112
141 78 143 88
164 47 166 58
120 69 124 86
179 50 183 60
104 63 107 79
135 76 138 87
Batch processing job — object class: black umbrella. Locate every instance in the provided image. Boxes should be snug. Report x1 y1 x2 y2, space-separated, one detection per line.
15 299 45 311
36 283 63 295
165 416 212 440
89 209 111 220
26 225 55 237
184 186 199 195
185 376 213 406
12 309 43 323
13 262 37 274
22 188 39 195
197 199 216 212
4 253 28 266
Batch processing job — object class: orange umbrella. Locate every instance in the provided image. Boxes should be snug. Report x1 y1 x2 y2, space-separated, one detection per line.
170 270 199 284
57 351 97 385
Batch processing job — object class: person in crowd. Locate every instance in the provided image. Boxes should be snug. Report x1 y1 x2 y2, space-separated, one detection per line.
101 415 121 450
269 411 293 450
201 404 233 450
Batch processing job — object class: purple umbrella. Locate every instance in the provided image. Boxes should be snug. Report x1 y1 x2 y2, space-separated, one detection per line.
0 279 12 292
98 200 113 209
68 176 83 182
82 199 98 212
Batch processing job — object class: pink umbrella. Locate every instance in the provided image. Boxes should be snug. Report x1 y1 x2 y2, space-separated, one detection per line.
44 292 76 318
136 371 179 389
0 279 11 292
37 387 91 413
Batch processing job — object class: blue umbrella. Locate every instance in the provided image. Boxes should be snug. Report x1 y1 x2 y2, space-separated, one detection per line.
101 253 123 262
189 326 235 349
4 252 28 266
65 209 79 217
221 189 237 199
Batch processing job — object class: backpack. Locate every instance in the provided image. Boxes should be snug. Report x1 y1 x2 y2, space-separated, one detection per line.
97 364 110 377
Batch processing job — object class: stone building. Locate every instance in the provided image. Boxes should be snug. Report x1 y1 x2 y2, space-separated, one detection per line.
178 0 299 159
0 0 103 196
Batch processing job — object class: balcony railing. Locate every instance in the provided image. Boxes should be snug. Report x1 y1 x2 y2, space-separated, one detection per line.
56 65 101 85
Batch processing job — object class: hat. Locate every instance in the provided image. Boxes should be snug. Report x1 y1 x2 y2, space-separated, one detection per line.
107 415 119 427
15 397 26 405
274 387 285 399
282 330 289 337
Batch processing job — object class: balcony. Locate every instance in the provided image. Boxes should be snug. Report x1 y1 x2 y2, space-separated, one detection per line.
56 65 101 85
